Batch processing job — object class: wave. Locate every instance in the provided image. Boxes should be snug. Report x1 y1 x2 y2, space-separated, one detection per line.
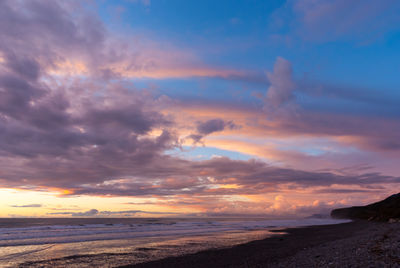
0 218 349 247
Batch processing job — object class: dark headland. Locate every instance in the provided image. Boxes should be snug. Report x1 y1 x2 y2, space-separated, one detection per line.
331 193 400 222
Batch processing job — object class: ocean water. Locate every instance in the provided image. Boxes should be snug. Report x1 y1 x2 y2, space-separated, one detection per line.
0 217 349 267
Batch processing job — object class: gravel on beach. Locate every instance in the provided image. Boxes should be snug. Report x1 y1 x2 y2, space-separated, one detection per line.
272 222 400 268
123 221 400 268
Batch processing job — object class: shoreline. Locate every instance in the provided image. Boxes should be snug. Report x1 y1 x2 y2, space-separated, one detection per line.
18 220 397 267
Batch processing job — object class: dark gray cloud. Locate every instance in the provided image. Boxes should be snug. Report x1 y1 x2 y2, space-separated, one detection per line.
10 204 42 208
0 0 176 193
51 209 99 217
313 188 380 194
196 119 236 135
0 0 104 73
31 156 396 198
72 209 99 217
48 209 180 216
188 119 238 143
101 210 180 215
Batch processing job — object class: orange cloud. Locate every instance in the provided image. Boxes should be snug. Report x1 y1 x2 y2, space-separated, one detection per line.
45 37 249 80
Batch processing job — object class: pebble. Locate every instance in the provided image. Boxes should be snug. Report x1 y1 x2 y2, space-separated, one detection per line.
270 222 400 268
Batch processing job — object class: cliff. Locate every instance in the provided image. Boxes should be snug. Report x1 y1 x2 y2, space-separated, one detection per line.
331 193 400 221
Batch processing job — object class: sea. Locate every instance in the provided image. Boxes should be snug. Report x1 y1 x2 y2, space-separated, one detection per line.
0 217 350 267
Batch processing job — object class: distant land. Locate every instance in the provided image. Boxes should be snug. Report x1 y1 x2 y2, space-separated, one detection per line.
331 193 400 221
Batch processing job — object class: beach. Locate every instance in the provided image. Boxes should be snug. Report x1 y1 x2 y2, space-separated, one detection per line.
0 217 346 267
10 219 400 267
121 220 399 268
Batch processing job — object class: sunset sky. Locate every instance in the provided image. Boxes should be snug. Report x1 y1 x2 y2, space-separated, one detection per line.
1 0 399 218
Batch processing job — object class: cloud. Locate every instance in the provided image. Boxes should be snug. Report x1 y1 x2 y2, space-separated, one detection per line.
48 209 180 217
197 119 236 135
259 57 400 156
0 0 176 166
291 0 400 42
47 209 99 217
0 0 105 73
10 204 42 208
0 0 248 82
129 0 151 6
313 188 379 194
73 209 99 216
0 0 181 198
42 156 398 198
187 119 238 144
263 57 297 117
101 210 180 215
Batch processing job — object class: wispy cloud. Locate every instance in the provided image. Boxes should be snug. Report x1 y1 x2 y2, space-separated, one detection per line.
47 209 180 217
10 204 42 208
273 0 400 42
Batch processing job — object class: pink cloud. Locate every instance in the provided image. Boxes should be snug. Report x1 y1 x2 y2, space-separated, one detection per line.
264 57 297 117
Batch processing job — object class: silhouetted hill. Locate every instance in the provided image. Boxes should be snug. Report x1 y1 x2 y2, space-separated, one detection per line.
331 193 400 221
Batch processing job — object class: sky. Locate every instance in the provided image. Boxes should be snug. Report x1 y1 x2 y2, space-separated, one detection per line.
0 0 399 218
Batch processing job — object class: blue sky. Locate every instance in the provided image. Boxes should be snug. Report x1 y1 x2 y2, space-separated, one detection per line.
0 0 399 217
96 0 400 107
